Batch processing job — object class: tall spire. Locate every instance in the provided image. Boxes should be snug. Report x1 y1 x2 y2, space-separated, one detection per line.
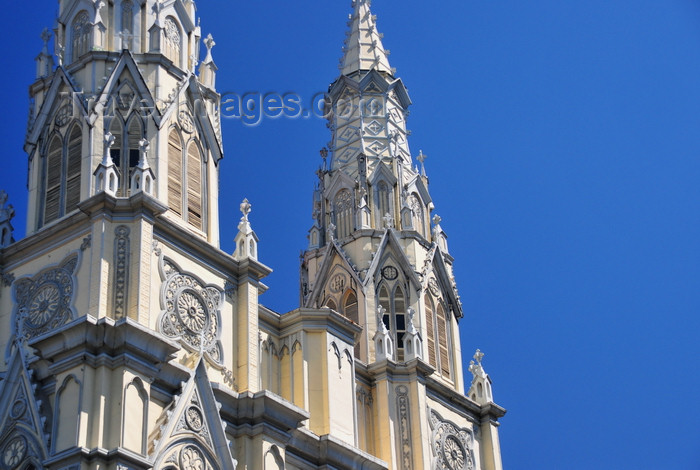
340 0 393 76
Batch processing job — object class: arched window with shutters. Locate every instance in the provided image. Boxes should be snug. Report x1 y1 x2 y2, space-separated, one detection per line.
325 298 337 311
167 129 183 216
436 302 451 379
334 189 353 239
424 293 452 380
109 118 123 171
65 124 82 214
71 11 91 62
343 289 360 357
393 286 406 361
186 141 204 231
122 116 142 196
376 283 408 361
425 295 436 368
44 134 63 225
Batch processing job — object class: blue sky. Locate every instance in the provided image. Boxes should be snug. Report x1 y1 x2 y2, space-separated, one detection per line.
2 1 699 468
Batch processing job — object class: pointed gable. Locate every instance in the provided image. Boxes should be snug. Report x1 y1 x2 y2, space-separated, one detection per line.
0 346 49 466
304 238 364 309
151 360 237 470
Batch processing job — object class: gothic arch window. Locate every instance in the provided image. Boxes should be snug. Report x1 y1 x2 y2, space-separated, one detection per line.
65 124 82 214
109 117 123 171
394 285 406 361
377 283 407 361
325 297 337 311
44 134 63 224
436 302 452 379
167 128 183 216
409 193 425 235
163 16 182 67
71 10 91 62
186 141 204 231
425 294 452 379
375 180 393 227
42 124 82 227
343 289 360 358
334 189 354 239
425 295 436 367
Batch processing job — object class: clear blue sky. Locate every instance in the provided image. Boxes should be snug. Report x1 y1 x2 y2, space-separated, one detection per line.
2 1 699 469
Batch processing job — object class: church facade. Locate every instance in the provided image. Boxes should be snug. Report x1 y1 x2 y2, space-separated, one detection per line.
0 0 505 469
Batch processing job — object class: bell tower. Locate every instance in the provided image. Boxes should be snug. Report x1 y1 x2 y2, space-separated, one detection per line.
300 1 506 468
25 0 222 244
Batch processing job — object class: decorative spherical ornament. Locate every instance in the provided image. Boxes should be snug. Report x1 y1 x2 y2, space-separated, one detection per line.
27 284 61 328
3 436 27 469
9 400 26 420
382 266 398 280
185 406 204 432
177 290 207 333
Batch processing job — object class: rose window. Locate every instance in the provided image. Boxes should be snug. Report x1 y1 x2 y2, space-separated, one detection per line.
3 437 27 469
27 284 61 328
443 436 466 469
177 290 207 333
180 445 205 470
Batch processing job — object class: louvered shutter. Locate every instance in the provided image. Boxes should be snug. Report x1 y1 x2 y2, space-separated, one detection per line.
65 125 82 213
187 142 203 230
436 303 451 378
425 296 436 367
167 130 182 216
44 136 62 224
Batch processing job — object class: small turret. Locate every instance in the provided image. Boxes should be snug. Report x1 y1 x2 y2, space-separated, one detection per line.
130 139 155 196
94 133 120 196
199 34 218 89
233 199 259 261
35 29 54 79
468 349 495 405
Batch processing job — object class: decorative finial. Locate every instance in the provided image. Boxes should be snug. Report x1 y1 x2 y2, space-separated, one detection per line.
0 190 8 208
376 304 387 331
406 307 417 333
41 28 52 48
327 222 336 241
204 33 216 62
240 198 252 220
474 349 484 365
432 214 442 226
138 138 150 164
417 150 427 176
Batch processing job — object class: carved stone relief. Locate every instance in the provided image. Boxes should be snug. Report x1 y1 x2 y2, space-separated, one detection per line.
113 226 130 318
12 254 78 341
158 258 224 365
396 385 412 470
428 408 475 470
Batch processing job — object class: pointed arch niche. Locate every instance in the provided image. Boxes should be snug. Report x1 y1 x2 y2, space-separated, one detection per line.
122 377 148 455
